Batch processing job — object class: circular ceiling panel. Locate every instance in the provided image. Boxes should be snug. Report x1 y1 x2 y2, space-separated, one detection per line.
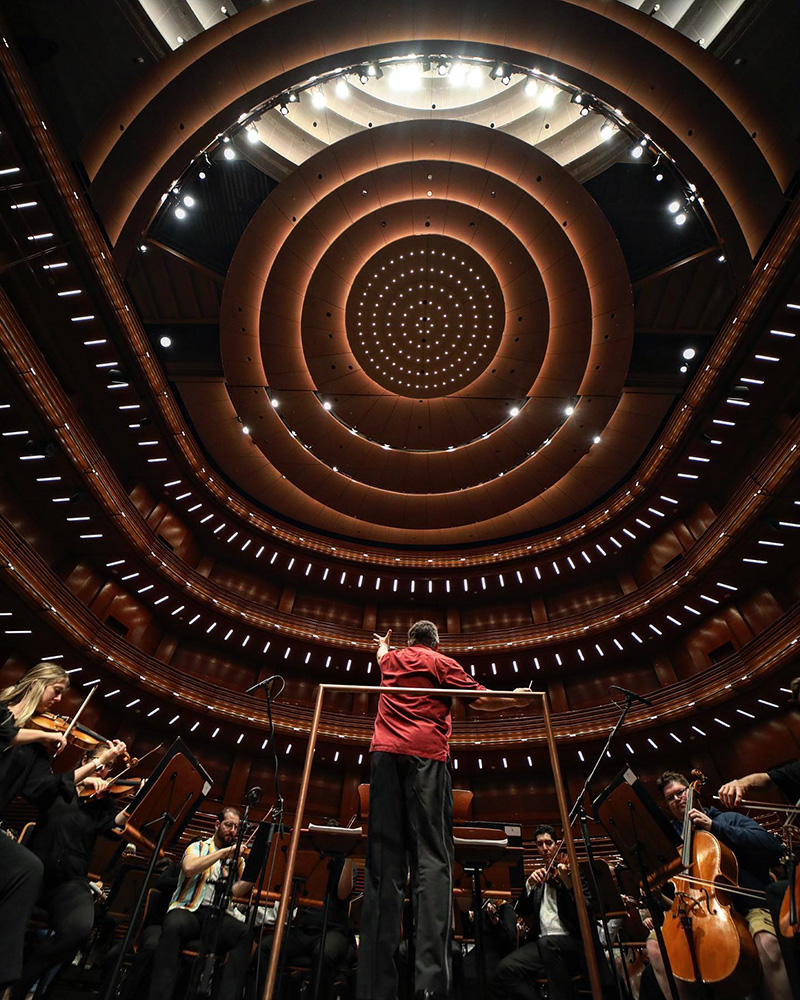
346 235 506 399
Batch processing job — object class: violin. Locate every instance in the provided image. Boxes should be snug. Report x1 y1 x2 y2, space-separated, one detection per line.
77 775 143 801
539 842 571 886
661 770 759 994
29 713 106 754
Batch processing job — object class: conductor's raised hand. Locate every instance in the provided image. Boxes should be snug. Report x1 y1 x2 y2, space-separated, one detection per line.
373 630 392 662
373 629 391 648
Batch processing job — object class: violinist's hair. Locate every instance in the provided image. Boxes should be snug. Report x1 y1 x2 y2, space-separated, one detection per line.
408 620 439 648
0 662 69 728
656 770 689 794
217 806 241 824
790 676 800 703
534 823 557 840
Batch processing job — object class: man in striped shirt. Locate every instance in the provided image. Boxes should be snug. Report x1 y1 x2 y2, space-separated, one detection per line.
147 806 251 1000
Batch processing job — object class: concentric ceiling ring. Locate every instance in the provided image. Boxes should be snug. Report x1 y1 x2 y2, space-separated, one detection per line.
173 118 676 544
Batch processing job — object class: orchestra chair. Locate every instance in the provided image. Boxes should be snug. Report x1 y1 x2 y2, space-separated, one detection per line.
356 783 473 823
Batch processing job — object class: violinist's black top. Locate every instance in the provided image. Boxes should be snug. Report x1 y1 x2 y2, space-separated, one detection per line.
28 787 119 885
0 742 74 822
0 703 18 752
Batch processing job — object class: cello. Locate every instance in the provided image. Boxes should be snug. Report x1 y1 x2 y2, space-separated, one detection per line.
661 770 759 995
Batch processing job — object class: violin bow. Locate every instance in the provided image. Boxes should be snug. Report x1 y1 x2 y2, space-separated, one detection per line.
106 742 165 784
56 684 98 755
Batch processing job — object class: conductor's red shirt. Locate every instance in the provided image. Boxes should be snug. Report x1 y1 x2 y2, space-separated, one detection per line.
370 644 486 762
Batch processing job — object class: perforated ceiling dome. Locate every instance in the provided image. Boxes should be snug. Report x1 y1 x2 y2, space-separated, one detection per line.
346 236 505 399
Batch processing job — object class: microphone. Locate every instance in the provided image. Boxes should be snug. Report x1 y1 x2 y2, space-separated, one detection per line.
609 685 653 708
245 675 282 695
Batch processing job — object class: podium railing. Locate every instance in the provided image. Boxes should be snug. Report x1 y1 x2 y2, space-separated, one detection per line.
262 684 603 1000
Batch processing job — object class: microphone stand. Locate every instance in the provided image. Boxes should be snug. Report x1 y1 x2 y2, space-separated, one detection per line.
195 786 260 997
567 689 641 1000
248 674 287 998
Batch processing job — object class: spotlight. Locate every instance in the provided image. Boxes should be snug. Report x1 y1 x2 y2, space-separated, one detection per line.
241 425 249 435
366 63 378 77
311 89 326 110
680 365 688 373
599 121 615 141
437 62 450 76
490 64 506 80
655 172 664 182
501 75 511 86
579 105 590 117
271 398 279 408
288 92 300 103
570 92 588 106
593 435 601 444
668 201 681 213
675 212 687 226
174 207 187 219
630 144 644 159
323 400 332 411
139 244 148 253
278 103 289 116
247 127 260 144
523 77 538 97
198 171 206 180
223 146 236 158
718 254 726 263
160 335 172 348
358 70 369 85
335 78 349 99
682 347 696 360
183 195 195 207
565 405 574 416
509 407 519 417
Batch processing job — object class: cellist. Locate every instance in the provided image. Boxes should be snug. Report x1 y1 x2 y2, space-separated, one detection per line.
646 769 791 999
718 676 800 996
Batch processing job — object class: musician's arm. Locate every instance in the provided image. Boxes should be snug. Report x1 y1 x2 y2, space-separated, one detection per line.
337 860 355 901
718 772 773 808
711 811 784 863
182 842 232 877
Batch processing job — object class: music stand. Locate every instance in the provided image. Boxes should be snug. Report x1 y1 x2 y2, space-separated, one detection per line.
453 830 520 1000
594 767 682 1000
99 738 212 1000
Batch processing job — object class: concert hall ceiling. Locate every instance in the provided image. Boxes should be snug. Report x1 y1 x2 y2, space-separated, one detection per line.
0 0 798 824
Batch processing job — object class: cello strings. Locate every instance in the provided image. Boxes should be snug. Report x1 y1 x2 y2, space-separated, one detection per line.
672 875 767 902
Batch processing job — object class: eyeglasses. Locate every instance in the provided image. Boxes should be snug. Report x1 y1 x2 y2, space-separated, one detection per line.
664 788 687 804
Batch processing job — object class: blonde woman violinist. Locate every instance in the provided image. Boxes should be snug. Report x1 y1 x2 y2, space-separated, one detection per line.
0 663 124 992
